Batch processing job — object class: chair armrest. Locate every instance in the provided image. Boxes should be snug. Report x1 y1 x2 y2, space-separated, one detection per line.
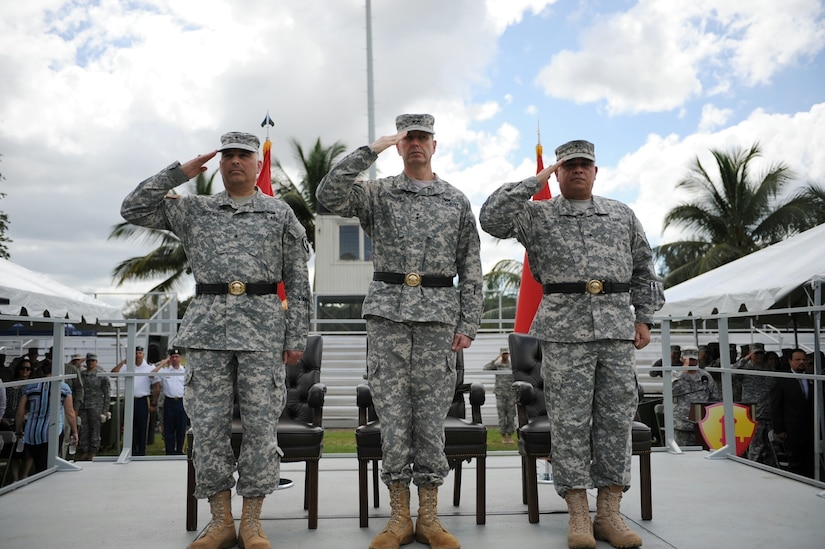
469 382 485 424
308 383 327 409
307 383 327 427
513 380 540 428
469 382 485 407
356 383 373 409
356 383 373 426
513 381 539 406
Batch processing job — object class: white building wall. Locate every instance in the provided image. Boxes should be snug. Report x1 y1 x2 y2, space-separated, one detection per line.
314 214 372 296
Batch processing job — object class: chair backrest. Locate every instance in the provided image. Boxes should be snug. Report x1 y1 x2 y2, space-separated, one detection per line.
508 332 546 418
282 334 323 424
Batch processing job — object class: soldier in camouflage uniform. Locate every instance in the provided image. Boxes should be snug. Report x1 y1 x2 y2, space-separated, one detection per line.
671 347 721 447
483 347 516 443
121 132 311 549
77 353 110 461
480 140 664 549
317 114 482 549
733 343 775 464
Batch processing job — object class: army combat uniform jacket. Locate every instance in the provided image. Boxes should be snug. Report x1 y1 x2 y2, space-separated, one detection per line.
121 162 310 352
317 146 483 338
480 176 664 342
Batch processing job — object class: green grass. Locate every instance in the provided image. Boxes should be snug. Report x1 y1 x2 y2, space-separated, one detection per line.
321 429 518 454
100 428 518 456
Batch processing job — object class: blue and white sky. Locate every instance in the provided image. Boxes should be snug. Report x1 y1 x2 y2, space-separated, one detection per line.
1 0 824 310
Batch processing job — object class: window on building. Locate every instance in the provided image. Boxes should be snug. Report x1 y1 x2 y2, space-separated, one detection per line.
339 225 373 261
339 225 360 260
363 231 373 261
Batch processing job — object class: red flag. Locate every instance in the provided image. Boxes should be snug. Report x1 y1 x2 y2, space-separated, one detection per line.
513 140 551 333
256 137 274 196
256 135 288 304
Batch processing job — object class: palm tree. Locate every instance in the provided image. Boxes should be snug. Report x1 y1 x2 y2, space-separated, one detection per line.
482 259 523 294
654 143 825 287
481 259 522 325
0 155 11 259
109 171 217 293
271 137 347 248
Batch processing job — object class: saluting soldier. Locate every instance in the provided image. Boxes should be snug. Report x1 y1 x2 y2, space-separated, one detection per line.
77 353 110 461
480 140 664 549
121 131 310 549
317 113 483 549
483 347 516 443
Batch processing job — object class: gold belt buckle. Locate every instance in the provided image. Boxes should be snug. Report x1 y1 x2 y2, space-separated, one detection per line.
228 281 247 296
585 279 604 295
404 272 422 287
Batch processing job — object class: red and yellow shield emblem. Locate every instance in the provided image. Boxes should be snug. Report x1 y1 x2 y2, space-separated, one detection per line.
698 403 756 456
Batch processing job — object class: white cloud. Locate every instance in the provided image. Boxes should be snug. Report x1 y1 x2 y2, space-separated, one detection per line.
484 0 557 33
698 104 733 132
609 102 825 246
534 0 825 114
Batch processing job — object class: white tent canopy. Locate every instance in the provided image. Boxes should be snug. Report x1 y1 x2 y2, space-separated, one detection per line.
659 223 825 317
0 258 122 322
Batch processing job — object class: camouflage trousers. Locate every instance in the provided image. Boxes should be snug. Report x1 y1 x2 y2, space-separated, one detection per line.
748 419 775 466
494 384 516 436
674 429 697 447
541 339 638 498
77 407 102 453
185 348 286 499
366 316 456 487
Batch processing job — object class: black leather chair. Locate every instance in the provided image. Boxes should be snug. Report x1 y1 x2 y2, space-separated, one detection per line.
355 349 487 526
186 334 326 530
508 332 652 523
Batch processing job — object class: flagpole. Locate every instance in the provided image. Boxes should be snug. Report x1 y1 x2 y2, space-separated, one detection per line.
256 112 275 197
257 111 287 306
513 119 551 333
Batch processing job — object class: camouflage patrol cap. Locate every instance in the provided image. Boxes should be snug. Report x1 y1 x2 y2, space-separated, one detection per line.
218 132 260 153
555 140 596 163
395 114 435 134
86 353 97 361
500 347 510 354
681 347 699 359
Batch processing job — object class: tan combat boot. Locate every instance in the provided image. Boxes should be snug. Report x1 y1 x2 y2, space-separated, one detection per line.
189 490 236 549
369 481 414 549
237 496 270 549
564 489 595 549
592 485 642 548
414 484 460 549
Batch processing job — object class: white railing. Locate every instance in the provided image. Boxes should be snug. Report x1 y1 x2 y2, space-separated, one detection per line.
651 302 824 489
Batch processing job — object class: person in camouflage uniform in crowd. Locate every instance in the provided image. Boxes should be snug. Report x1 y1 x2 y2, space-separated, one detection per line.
121 132 310 549
483 347 516 443
77 353 110 461
317 114 482 549
480 140 664 549
733 343 776 465
671 347 721 447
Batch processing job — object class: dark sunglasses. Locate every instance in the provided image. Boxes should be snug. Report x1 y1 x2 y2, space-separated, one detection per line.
21 367 32 371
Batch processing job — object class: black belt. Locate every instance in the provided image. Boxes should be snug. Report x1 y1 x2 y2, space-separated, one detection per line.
166 397 183 401
373 271 454 288
196 282 278 296
542 280 630 295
